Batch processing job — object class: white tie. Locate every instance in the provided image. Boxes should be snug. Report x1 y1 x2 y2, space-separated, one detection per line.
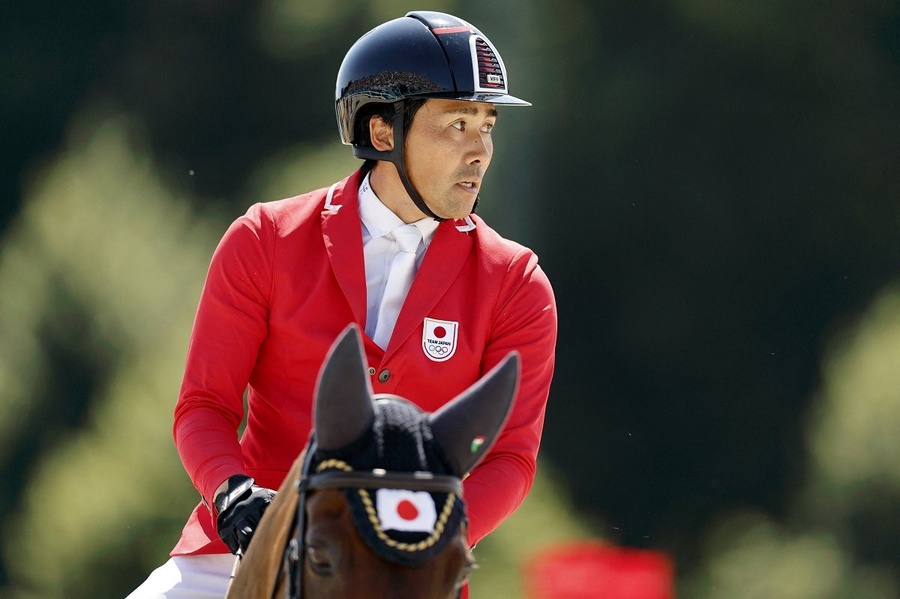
372 225 421 349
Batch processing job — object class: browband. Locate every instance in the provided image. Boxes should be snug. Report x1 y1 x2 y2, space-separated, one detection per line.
298 469 462 495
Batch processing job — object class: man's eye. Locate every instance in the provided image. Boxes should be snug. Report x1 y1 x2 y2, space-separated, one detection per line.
452 121 465 130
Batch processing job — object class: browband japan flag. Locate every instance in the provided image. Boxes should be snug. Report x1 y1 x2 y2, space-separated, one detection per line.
375 489 438 533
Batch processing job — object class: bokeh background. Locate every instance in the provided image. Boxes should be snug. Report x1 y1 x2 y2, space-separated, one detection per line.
2 1 899 597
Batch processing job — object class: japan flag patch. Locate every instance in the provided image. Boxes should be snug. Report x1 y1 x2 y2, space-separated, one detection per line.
375 489 438 533
422 318 458 362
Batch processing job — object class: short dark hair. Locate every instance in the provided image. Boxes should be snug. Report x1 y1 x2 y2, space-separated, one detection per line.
352 99 427 148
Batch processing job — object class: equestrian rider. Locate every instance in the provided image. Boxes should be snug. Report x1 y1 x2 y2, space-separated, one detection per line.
128 10 556 598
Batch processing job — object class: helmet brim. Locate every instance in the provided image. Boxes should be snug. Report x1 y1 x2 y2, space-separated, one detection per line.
409 91 531 107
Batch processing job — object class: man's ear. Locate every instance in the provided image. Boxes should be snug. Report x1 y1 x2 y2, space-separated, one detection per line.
369 115 394 152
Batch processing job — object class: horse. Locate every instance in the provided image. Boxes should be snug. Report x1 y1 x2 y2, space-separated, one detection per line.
225 325 520 598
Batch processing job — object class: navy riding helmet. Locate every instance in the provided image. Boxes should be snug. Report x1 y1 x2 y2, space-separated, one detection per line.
335 11 531 220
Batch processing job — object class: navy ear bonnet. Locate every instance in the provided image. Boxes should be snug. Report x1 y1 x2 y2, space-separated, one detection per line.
308 396 467 567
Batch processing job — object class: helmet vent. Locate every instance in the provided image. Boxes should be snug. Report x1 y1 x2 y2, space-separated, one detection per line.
474 37 505 89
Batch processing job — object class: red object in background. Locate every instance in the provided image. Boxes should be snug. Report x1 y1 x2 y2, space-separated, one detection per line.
525 541 675 599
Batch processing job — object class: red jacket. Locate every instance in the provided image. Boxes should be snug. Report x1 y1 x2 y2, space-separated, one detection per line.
171 169 557 555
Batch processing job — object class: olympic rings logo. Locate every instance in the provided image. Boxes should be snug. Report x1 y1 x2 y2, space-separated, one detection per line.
427 343 451 355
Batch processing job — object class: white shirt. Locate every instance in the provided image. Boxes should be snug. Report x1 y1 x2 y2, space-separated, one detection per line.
358 173 440 343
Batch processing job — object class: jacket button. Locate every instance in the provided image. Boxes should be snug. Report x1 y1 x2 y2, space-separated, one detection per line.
378 369 391 383
367 367 376 375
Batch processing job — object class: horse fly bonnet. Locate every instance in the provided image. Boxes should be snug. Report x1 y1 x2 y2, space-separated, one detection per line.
288 325 519 595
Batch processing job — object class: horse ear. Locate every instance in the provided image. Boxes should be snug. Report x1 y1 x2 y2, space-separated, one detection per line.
428 352 520 477
314 325 376 451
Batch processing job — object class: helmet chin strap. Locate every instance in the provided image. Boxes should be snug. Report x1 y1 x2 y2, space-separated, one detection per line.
352 103 480 222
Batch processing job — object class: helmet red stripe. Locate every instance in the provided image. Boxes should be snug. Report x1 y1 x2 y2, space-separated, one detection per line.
432 26 473 35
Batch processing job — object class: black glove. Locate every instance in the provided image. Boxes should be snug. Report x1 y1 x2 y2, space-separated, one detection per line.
214 475 276 554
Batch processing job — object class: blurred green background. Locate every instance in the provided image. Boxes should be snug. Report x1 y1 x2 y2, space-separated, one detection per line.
2 1 899 597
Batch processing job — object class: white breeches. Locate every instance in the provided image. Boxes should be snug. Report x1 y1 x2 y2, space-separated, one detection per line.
126 554 236 599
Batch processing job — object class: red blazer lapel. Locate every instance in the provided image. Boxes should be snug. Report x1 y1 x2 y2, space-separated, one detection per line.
386 219 474 356
321 171 367 326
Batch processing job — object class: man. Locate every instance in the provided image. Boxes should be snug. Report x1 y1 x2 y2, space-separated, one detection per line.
128 10 556 598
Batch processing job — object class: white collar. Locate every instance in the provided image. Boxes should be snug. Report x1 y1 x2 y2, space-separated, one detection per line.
357 173 446 246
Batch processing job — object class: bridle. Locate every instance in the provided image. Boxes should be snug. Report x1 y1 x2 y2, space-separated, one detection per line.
282 440 464 599
254 326 518 599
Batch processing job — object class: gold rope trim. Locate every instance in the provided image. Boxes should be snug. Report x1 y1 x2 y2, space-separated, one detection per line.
315 459 458 553
316 459 354 473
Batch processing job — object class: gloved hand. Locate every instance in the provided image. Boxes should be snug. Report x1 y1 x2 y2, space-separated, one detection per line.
214 475 277 554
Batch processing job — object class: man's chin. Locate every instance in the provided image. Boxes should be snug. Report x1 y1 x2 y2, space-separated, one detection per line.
422 192 477 221
446 200 478 221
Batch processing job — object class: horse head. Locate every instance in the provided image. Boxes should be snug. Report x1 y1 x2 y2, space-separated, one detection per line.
294 324 520 598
